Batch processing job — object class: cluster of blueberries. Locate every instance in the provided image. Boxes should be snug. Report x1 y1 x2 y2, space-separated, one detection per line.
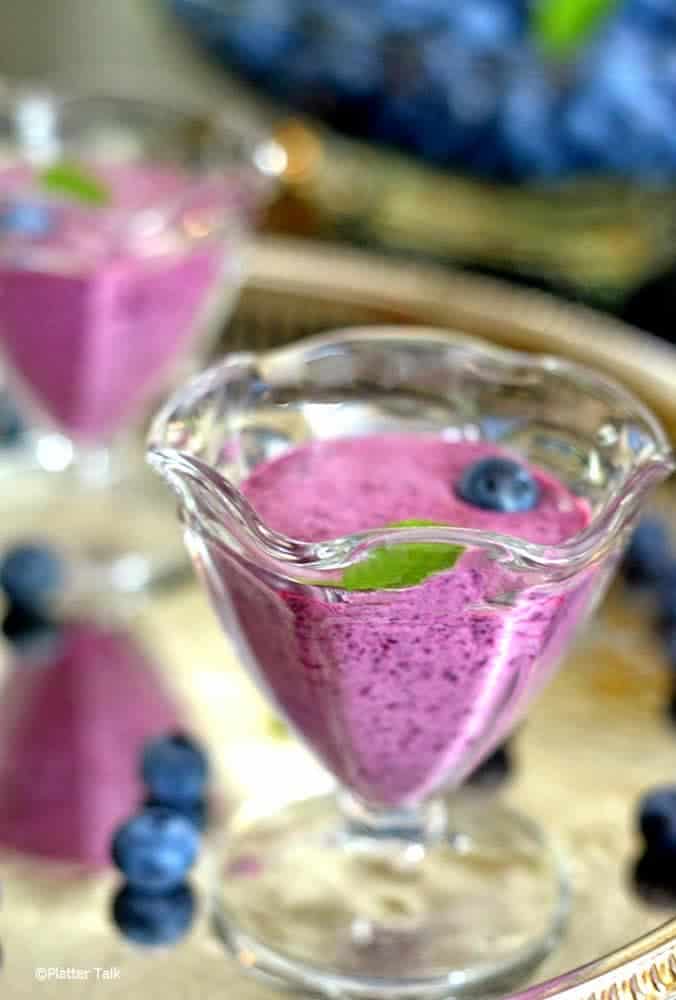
111 732 210 946
173 0 676 182
0 543 64 652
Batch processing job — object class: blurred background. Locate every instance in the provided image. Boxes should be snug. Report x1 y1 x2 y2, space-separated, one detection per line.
1 0 675 335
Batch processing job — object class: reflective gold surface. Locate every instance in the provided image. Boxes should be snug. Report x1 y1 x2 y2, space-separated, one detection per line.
4 239 676 997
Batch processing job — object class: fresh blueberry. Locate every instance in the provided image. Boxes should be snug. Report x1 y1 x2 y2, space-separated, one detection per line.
564 25 676 180
0 391 25 447
112 881 195 947
466 743 513 788
375 0 452 33
622 0 676 36
622 517 672 586
145 797 209 834
657 566 676 628
499 61 569 181
141 732 209 806
457 457 540 512
662 624 676 669
638 786 676 850
445 0 527 56
371 88 465 165
632 848 676 906
0 543 64 613
0 200 53 239
1 605 60 656
424 37 506 131
221 0 298 80
111 806 200 894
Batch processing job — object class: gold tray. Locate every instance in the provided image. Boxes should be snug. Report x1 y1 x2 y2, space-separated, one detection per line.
3 238 676 999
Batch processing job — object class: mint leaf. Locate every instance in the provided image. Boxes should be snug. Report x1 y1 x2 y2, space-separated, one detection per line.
266 715 290 741
338 520 464 592
40 163 110 206
533 0 620 56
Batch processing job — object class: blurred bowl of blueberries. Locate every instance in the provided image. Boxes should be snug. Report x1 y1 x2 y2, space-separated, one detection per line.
168 0 676 302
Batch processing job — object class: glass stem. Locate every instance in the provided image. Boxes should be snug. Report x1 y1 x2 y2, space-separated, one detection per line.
338 789 447 845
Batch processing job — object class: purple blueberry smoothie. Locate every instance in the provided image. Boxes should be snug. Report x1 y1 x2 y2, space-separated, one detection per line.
0 163 243 441
208 434 593 807
0 622 180 866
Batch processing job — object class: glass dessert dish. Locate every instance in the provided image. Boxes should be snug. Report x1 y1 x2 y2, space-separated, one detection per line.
148 327 673 998
0 82 282 592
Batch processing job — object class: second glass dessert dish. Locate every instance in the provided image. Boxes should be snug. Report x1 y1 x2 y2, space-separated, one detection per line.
148 328 673 998
0 81 282 591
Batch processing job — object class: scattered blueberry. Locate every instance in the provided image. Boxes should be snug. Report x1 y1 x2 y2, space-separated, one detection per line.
638 786 676 850
0 391 25 447
622 517 672 586
466 743 513 788
657 566 676 629
457 457 540 512
145 797 209 834
632 848 676 906
0 543 64 614
141 732 209 806
0 200 53 239
111 806 200 894
662 624 676 670
112 881 195 947
1 604 60 656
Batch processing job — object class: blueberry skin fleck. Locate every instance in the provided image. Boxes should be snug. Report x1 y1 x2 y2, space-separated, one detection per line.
622 517 672 587
141 732 209 806
457 457 540 512
0 543 64 614
112 881 195 947
111 807 200 894
638 787 676 850
1 604 60 655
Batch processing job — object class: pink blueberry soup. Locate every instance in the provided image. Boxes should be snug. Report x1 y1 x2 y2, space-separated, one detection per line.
209 434 594 808
0 163 245 441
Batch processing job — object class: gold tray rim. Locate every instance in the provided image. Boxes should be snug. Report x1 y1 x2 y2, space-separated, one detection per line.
246 236 676 440
244 236 676 1000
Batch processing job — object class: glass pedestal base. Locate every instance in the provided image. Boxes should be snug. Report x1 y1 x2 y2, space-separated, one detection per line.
214 792 570 999
0 436 188 598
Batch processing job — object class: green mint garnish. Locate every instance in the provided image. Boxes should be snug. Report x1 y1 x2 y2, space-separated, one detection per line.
533 0 621 57
266 716 291 741
337 520 464 592
40 162 110 206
